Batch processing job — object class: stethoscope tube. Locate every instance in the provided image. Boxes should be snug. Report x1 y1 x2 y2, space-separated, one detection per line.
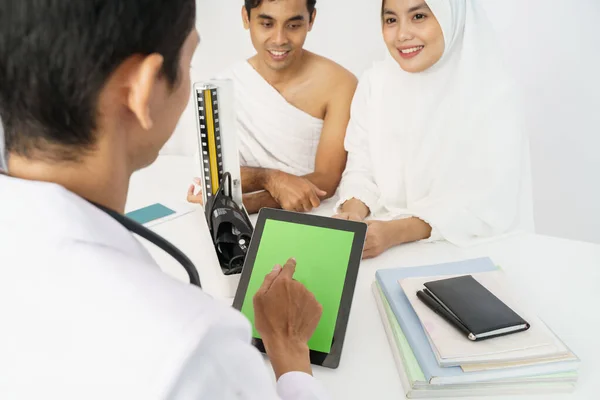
2 168 202 288
92 202 202 288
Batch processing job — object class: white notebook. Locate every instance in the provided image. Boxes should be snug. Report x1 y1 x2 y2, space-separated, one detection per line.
371 282 578 397
400 271 566 367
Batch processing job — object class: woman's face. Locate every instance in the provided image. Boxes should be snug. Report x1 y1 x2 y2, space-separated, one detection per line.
382 0 445 73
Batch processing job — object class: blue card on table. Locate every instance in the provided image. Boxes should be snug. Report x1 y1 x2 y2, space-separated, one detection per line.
126 203 175 225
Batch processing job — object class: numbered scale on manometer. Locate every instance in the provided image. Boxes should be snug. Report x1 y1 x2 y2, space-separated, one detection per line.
196 85 224 199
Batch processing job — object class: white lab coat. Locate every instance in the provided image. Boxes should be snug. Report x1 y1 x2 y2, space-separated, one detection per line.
0 174 328 400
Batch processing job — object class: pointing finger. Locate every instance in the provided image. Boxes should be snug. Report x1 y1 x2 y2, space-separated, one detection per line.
278 258 297 281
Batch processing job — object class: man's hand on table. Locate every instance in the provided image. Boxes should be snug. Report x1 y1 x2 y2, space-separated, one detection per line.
187 177 204 205
265 170 327 213
187 171 327 214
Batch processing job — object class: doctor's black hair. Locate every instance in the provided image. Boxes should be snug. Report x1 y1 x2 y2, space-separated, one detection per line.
244 0 317 22
0 0 196 162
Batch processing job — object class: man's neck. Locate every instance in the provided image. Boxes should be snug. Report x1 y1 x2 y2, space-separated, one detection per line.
251 49 309 89
7 149 131 214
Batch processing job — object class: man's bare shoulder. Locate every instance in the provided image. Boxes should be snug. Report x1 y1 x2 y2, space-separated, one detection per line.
305 52 358 90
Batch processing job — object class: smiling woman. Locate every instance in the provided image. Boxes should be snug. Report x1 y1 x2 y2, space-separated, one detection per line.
381 0 445 72
334 0 531 258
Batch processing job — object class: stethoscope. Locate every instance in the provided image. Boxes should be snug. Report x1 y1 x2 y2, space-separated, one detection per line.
1 170 202 287
92 202 202 288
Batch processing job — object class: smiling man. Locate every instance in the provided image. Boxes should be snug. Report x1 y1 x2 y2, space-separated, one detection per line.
188 0 357 214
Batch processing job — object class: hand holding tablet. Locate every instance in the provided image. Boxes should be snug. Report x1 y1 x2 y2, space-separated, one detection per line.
233 208 367 369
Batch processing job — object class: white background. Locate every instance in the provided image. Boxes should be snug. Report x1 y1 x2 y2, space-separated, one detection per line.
2 0 599 244
186 0 600 244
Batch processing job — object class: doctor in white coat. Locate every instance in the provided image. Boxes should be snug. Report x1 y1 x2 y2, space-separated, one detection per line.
0 1 327 399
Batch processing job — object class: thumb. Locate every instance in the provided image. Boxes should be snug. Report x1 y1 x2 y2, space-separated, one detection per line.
309 182 327 197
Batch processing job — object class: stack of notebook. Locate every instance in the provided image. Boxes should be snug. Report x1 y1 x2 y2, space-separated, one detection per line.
373 257 580 398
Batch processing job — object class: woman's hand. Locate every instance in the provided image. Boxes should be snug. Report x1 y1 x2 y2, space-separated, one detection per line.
333 198 370 221
362 217 434 259
332 211 364 222
363 220 395 259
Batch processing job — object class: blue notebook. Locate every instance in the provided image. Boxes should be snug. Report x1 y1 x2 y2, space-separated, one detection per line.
375 258 579 385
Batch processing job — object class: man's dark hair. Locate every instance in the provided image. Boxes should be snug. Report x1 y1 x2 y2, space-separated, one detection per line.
0 0 196 161
245 0 317 22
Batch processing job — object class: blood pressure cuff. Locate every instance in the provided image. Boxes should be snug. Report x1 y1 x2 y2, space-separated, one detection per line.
205 175 253 275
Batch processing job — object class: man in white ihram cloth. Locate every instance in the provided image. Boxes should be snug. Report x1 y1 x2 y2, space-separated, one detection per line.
0 0 329 398
334 0 534 259
187 0 358 214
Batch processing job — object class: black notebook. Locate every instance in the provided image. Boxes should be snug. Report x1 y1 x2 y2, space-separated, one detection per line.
422 275 530 341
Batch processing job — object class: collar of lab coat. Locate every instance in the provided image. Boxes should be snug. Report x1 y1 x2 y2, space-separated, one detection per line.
0 174 154 264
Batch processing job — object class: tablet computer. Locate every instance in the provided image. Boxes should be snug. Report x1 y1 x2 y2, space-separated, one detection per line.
232 208 367 369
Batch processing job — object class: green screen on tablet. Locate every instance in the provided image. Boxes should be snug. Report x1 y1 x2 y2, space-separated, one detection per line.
239 219 355 353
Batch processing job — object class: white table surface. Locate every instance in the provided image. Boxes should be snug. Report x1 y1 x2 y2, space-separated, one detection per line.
127 155 600 400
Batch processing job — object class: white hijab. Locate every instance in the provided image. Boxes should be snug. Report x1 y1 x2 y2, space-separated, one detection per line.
353 0 531 245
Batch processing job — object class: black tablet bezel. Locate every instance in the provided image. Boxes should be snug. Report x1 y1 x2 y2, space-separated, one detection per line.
232 208 367 369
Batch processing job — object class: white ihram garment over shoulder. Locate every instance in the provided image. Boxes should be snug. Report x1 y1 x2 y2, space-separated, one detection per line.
337 0 533 246
217 61 324 177
0 174 328 400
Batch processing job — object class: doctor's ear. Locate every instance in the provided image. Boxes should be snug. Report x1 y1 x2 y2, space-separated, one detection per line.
125 53 164 131
242 6 250 29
